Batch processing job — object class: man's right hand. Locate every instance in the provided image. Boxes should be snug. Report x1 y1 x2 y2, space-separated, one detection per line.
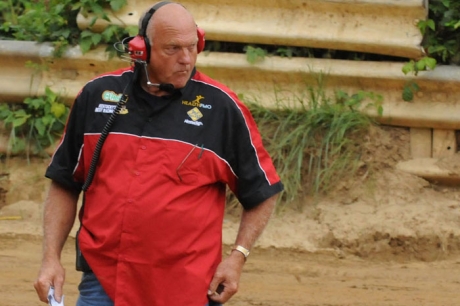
34 259 66 304
34 181 79 303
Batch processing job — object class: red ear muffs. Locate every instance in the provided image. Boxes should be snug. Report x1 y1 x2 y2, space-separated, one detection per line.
128 35 149 62
197 27 206 54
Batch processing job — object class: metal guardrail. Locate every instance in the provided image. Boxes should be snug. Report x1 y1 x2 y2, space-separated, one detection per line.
76 0 428 59
1 40 459 130
0 41 122 104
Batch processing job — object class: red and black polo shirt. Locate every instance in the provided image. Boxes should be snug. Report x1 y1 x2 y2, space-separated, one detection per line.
46 66 283 306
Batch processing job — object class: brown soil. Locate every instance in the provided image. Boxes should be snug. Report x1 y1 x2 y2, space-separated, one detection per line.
2 125 460 305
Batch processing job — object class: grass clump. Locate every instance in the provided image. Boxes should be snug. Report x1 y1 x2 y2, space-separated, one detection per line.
242 77 382 212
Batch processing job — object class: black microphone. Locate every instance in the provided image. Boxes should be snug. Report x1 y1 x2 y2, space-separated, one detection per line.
146 82 175 92
138 61 175 93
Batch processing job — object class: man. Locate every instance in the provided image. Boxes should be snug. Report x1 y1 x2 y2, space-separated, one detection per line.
34 1 283 305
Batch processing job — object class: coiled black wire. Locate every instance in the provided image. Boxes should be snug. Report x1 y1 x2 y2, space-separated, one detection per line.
81 81 131 192
81 94 128 191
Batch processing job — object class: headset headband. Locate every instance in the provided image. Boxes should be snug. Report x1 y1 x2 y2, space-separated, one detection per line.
128 1 205 62
139 1 173 37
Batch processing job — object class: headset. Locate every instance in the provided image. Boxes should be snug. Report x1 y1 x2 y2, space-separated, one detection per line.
128 1 206 63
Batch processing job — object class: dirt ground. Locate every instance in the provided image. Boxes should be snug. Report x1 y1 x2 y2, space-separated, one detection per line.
2 125 460 306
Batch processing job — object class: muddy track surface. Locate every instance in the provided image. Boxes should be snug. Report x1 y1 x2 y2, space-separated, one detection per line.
1 235 460 306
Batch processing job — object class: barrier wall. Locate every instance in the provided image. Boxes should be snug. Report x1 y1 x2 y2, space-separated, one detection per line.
77 0 428 59
1 41 459 128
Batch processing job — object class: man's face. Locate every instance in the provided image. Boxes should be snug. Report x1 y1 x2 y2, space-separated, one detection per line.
147 23 198 89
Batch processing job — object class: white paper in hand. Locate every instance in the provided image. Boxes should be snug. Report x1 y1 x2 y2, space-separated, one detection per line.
48 286 65 306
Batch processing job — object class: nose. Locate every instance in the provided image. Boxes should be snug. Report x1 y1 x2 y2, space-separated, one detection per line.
178 47 193 64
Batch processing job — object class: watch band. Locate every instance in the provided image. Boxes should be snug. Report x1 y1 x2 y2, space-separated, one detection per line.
232 245 250 260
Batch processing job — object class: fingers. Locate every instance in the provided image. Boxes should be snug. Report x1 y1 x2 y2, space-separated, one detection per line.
208 253 245 303
34 263 66 303
207 268 225 299
52 278 65 303
207 289 219 297
34 277 65 304
33 278 51 303
208 274 238 303
207 283 237 304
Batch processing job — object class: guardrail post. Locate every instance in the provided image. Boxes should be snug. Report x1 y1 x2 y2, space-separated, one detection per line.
432 129 457 158
410 128 432 158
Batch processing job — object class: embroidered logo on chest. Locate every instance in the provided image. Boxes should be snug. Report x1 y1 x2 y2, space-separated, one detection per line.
102 90 122 103
184 107 203 126
182 95 212 110
187 107 203 121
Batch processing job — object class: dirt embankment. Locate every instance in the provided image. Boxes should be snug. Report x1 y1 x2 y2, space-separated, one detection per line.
3 125 460 260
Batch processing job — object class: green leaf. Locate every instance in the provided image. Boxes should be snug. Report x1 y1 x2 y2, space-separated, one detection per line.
402 86 414 102
126 25 138 37
410 82 420 92
245 46 266 64
415 60 426 71
25 97 44 110
101 26 115 41
54 4 65 14
79 36 93 53
59 28 71 39
110 0 127 11
89 3 105 16
88 16 99 28
80 30 93 38
427 19 436 31
51 103 66 118
454 20 460 29
12 116 28 128
34 119 46 136
45 87 57 102
71 3 82 11
401 62 414 75
41 114 54 125
424 57 437 70
417 19 436 35
91 33 102 45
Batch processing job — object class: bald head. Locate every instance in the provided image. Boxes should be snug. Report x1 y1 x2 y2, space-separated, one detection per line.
143 2 196 43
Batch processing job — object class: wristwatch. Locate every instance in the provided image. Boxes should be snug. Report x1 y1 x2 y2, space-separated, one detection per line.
232 245 250 261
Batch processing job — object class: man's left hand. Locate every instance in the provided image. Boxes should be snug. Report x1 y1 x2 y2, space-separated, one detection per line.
207 250 246 304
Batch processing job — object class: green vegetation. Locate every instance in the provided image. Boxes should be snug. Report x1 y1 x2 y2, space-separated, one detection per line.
1 0 457 65
238 77 382 210
402 0 459 76
420 0 460 65
0 87 69 159
244 46 268 64
401 0 460 101
0 0 135 56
